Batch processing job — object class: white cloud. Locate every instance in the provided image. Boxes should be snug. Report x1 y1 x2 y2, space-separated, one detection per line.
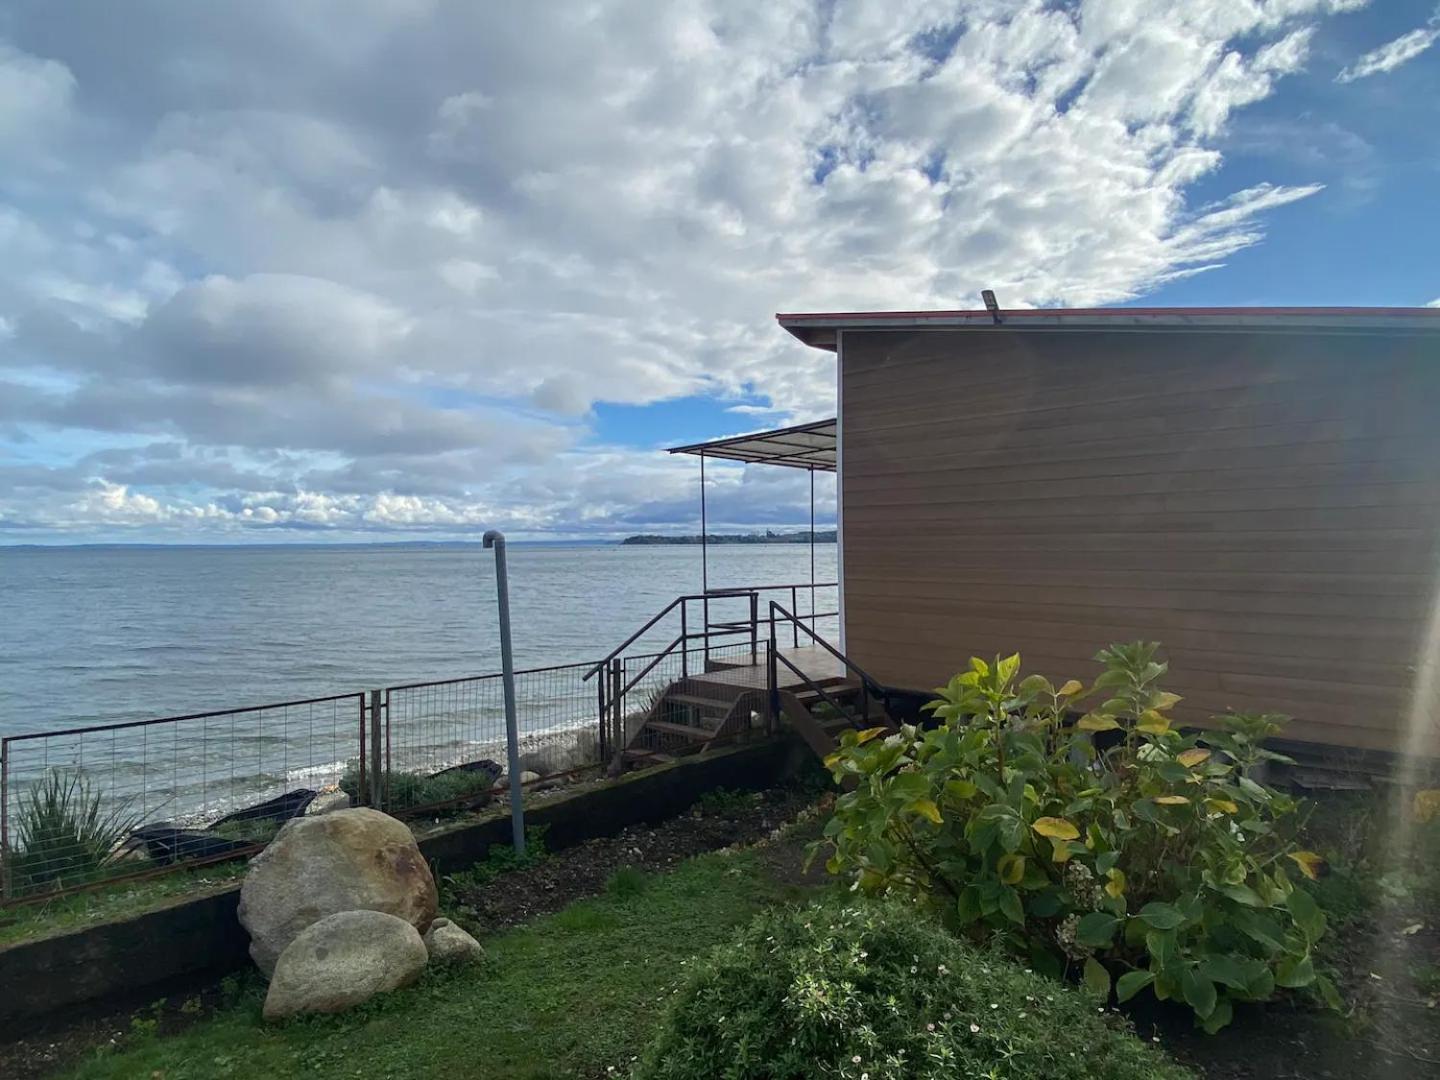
1337 9 1440 82
1428 298 1440 308
0 1 1356 538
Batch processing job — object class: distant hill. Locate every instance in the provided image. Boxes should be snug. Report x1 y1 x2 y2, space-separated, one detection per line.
620 530 837 546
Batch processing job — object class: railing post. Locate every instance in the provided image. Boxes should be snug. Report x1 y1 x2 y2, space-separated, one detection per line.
767 617 779 735
597 661 608 761
610 658 623 759
749 592 758 664
680 600 689 679
791 586 799 648
367 688 383 809
702 595 711 670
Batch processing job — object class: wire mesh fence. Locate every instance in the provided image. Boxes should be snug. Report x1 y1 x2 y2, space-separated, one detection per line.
380 661 602 817
1 694 363 903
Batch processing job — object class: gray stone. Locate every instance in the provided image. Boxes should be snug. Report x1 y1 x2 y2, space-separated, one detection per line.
262 910 428 1020
423 918 485 966
305 790 353 816
238 807 438 977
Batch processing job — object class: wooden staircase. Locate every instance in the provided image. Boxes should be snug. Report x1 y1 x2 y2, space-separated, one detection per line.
621 648 893 768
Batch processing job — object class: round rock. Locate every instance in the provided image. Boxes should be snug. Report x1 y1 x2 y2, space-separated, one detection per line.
238 807 438 976
263 909 428 1021
424 918 485 965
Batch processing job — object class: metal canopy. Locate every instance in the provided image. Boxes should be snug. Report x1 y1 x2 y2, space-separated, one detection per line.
666 418 836 472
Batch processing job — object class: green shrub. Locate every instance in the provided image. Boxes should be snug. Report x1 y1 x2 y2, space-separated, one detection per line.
337 763 496 814
633 900 1191 1080
10 768 144 894
813 642 1334 1032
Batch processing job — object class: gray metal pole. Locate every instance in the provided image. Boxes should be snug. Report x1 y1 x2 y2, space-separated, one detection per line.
483 529 526 855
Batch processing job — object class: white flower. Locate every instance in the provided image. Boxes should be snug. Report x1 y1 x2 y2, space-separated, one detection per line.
926 1023 935 1031
970 1023 981 1034
989 1003 998 1010
852 1055 862 1064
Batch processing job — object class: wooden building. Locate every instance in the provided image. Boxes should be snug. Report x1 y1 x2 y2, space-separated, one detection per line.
774 307 1440 760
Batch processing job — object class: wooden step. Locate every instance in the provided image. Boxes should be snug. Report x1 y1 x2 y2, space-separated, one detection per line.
666 693 733 711
645 719 715 742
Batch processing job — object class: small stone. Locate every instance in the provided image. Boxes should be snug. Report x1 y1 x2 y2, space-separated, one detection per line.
424 920 485 965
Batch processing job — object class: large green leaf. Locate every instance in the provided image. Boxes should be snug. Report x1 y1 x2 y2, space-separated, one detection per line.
1083 956 1112 999
1199 995 1234 1034
1115 969 1156 1003
1137 902 1185 930
1182 969 1218 1019
1076 911 1121 948
1285 886 1327 941
1275 955 1315 988
998 886 1025 926
1198 954 1249 991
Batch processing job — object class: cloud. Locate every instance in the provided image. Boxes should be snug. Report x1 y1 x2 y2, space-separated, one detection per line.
1428 298 1440 308
1337 9 1440 82
0 1 1356 539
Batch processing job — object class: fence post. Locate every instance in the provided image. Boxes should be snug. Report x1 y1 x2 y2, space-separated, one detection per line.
0 739 10 902
484 530 526 856
368 689 383 809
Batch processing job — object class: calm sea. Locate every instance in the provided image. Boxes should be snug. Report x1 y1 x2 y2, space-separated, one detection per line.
0 542 838 738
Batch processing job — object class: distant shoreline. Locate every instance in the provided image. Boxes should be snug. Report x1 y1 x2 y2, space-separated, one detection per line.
620 531 837 546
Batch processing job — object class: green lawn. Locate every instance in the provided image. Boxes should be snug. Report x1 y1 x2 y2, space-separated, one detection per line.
63 850 819 1080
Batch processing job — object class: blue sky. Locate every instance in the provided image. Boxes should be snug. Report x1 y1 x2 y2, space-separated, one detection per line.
1 0 1437 543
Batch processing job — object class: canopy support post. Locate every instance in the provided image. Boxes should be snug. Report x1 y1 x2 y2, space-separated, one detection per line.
808 466 816 632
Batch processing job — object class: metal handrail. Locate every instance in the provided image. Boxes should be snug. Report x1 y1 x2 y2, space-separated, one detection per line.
584 580 837 681
767 600 885 694
772 650 868 733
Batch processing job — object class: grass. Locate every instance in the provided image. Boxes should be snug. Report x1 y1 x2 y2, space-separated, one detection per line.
338 763 500 815
61 849 819 1080
0 861 249 949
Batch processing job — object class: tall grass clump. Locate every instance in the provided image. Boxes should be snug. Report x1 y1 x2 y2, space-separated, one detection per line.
11 769 144 894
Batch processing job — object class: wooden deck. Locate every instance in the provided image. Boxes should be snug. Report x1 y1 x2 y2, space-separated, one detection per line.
690 646 851 695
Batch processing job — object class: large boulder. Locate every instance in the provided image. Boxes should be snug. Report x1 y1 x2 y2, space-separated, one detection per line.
423 917 485 966
238 807 438 976
263 910 428 1020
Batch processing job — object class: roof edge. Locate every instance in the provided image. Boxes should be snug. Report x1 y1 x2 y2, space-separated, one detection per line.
776 306 1440 350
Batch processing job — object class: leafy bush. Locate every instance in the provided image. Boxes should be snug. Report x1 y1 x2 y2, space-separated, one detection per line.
337 763 496 814
633 900 1191 1080
813 642 1334 1032
10 768 144 894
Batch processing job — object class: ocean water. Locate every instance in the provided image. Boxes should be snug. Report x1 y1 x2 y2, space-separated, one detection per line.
0 542 838 836
0 542 838 737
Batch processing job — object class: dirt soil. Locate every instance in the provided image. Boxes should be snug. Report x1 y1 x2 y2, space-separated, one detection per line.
446 785 824 933
1143 907 1440 1080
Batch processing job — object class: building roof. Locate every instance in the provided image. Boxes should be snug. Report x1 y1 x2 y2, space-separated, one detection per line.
667 418 836 471
777 306 1440 350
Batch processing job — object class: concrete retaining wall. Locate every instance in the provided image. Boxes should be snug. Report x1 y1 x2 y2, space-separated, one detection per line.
0 737 803 1031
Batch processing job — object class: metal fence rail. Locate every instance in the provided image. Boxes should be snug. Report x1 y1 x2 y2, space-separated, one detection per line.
0 659 619 906
381 660 602 816
1 693 364 903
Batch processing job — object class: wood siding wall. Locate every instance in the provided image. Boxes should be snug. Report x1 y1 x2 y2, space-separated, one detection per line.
840 328 1440 756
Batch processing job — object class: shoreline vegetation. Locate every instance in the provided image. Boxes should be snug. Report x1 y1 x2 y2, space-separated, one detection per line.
620 530 837 546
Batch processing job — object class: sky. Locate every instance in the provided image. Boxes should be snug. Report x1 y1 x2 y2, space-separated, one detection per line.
1 0 1437 544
